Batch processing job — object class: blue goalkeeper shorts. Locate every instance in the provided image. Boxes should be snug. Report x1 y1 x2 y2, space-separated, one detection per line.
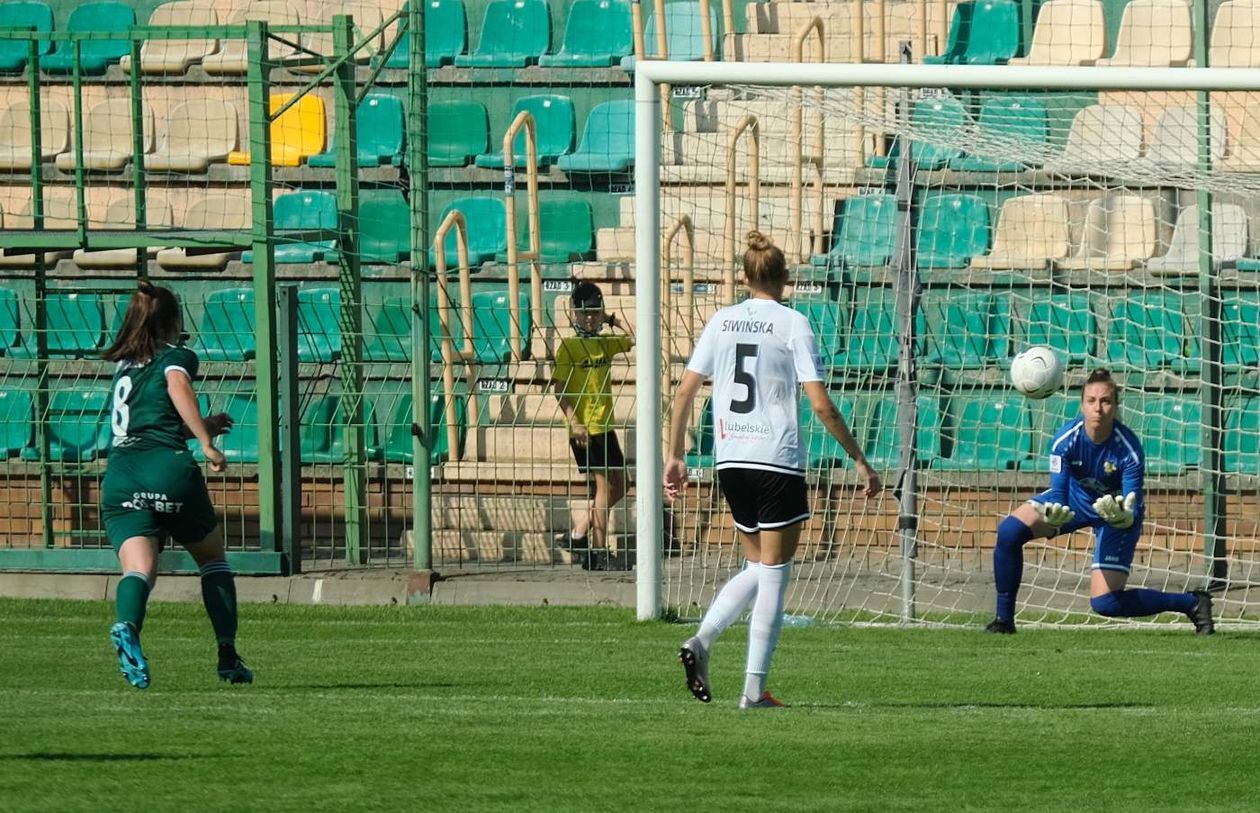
1032 488 1142 574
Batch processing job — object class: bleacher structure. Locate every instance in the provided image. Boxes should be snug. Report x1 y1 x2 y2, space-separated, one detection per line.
0 0 1259 625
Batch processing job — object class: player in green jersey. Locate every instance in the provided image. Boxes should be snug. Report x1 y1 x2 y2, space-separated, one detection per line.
100 283 251 689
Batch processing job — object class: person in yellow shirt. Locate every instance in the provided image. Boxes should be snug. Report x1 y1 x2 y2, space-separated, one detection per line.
552 281 635 570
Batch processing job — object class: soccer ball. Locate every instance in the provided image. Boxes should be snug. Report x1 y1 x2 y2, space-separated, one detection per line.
1009 346 1064 400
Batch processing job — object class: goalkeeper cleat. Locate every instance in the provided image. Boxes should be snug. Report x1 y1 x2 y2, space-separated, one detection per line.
1187 590 1215 636
984 617 1017 635
217 644 254 684
738 691 786 710
110 621 150 689
679 637 711 703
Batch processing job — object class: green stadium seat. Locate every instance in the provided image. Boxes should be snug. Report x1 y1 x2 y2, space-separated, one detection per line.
41 2 134 75
1223 292 1260 369
307 94 405 168
0 2 53 73
949 96 1049 171
1224 395 1260 474
352 191 410 264
909 95 966 169
0 286 20 355
915 194 991 271
920 292 1001 369
1132 393 1200 475
833 289 898 373
217 390 260 463
427 100 489 168
495 197 594 263
243 191 338 264
363 295 468 363
298 288 342 363
797 393 861 469
20 388 110 462
468 290 530 362
1105 293 1196 372
386 0 467 68
9 292 106 358
428 196 507 268
475 95 576 168
0 385 33 457
538 0 633 66
383 390 467 464
556 100 635 173
194 288 256 362
923 0 1019 66
300 394 382 463
811 194 896 269
1022 392 1082 472
622 1 722 67
454 0 550 67
866 394 944 470
935 395 1031 470
793 300 844 366
684 398 713 470
1022 293 1095 364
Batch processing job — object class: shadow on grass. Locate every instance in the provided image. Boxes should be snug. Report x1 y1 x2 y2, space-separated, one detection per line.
0 752 196 762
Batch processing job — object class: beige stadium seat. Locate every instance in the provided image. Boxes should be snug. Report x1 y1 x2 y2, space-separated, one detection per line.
121 2 220 74
1056 194 1157 270
291 1 384 73
157 192 252 270
1007 0 1105 65
970 194 1070 270
1046 104 1143 169
0 192 80 267
1145 104 1227 166
0 98 69 170
146 99 238 172
1145 203 1249 272
1209 0 1260 67
1219 105 1260 170
54 98 153 172
202 1 301 74
73 196 175 269
1092 0 1192 67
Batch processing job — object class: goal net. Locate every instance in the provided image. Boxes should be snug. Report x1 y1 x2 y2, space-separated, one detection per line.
632 62 1260 628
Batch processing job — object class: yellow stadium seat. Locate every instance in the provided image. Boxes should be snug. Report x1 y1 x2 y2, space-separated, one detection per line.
227 93 326 167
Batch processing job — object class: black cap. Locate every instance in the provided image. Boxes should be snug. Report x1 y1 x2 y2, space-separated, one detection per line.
571 281 604 311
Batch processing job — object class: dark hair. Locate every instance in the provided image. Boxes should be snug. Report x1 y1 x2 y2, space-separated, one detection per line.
101 282 182 363
742 231 788 293
571 280 604 311
1082 368 1120 401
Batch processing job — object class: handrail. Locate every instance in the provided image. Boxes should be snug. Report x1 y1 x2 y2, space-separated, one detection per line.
432 210 478 459
699 0 714 61
661 214 696 344
852 0 866 161
790 17 826 263
500 109 542 362
721 0 735 60
723 115 760 304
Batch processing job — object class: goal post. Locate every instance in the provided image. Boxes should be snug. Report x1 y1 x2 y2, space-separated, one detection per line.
633 62 1260 624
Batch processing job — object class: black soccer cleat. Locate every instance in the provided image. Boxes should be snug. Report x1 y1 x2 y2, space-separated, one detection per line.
679 638 711 703
984 617 1017 635
1187 589 1215 636
217 644 254 684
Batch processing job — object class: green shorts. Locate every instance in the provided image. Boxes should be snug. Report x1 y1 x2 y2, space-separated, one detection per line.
101 447 219 552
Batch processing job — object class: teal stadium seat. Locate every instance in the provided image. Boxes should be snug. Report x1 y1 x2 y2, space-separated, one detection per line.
297 288 342 362
538 0 633 66
1023 392 1082 472
1222 292 1260 369
469 290 530 362
919 292 1001 369
41 2 134 74
866 394 945 470
300 394 382 463
383 391 467 464
496 197 595 263
1021 293 1095 364
454 0 550 67
0 286 19 355
1105 293 1196 372
243 191 338 264
352 191 410 264
915 194 991 271
556 100 635 173
797 393 860 469
386 0 467 68
217 390 260 463
428 196 508 268
833 288 898 373
194 288 256 361
0 2 53 73
0 385 33 457
363 295 468 363
1132 393 1200 475
475 95 575 168
1224 395 1260 474
811 194 897 269
684 397 714 470
909 95 966 169
621 0 722 68
949 96 1049 171
10 292 106 358
427 100 489 168
20 388 110 462
307 94 405 167
935 394 1031 470
793 300 844 366
923 0 1019 65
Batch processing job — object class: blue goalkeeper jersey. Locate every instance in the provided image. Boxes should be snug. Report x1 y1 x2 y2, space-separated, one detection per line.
1041 417 1145 526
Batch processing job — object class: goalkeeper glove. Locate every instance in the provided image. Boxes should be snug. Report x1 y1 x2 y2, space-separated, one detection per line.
1028 500 1075 527
1092 492 1137 529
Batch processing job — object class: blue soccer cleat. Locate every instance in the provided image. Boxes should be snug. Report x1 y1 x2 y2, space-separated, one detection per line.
109 621 150 689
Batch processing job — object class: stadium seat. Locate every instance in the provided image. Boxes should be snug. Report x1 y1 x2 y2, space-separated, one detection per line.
1132 393 1200 475
495 197 595 263
228 93 325 167
908 94 966 169
7 292 106 358
556 100 635 173
73 196 174 269
308 94 405 168
0 97 68 169
354 191 410 264
1007 0 1105 65
970 194 1070 270
146 99 238 172
1023 392 1083 472
121 2 219 74
297 287 342 362
454 0 550 67
1105 293 1195 371
935 395 1031 470
793 300 844 366
919 292 1001 370
0 286 19 355
915 194 991 271
811 194 896 269
1208 0 1260 67
622 0 722 67
684 398 713 470
468 290 530 363
383 390 467 464
1144 104 1227 167
1047 104 1144 169
538 0 633 66
385 0 468 68
216 390 260 462
293 0 385 73
300 394 382 463
364 296 409 363
866 394 945 470
203 1 301 73
475 95 576 169
41 1 134 74
1093 0 1192 67
18 388 110 462
156 191 252 270
1222 292 1260 369
428 196 507 268
0 2 53 74
949 96 1049 171
54 97 152 172
427 99 489 167
0 192 78 268
0 385 33 457
194 287 256 361
833 289 898 373
1224 395 1260 474
1145 203 1248 273
1057 194 1157 270
923 0 1019 65
1021 293 1096 364
797 393 860 469
243 191 338 264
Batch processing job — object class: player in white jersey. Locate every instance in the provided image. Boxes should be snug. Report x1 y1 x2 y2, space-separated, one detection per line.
665 231 882 709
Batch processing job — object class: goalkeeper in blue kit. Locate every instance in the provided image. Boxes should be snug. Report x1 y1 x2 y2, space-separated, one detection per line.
985 369 1215 634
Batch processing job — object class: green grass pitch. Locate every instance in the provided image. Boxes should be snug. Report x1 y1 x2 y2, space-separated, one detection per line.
2 598 1258 812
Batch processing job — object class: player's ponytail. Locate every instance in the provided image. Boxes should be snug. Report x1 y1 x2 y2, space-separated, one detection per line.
102 281 182 363
742 231 788 296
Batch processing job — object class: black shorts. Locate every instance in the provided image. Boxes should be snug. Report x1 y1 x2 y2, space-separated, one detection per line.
717 467 810 533
570 430 625 475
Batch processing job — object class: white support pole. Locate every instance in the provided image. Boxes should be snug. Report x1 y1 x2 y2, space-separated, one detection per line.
634 70 663 621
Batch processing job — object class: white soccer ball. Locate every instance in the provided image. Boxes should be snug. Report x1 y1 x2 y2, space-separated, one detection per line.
1009 346 1064 400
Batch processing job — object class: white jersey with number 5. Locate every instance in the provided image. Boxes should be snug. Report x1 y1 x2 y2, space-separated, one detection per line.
686 297 824 474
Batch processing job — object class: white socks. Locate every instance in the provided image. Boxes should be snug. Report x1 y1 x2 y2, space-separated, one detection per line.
743 561 790 701
695 561 761 651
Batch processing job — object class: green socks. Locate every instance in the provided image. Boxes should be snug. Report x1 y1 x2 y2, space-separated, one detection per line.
116 572 152 633
199 561 239 646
